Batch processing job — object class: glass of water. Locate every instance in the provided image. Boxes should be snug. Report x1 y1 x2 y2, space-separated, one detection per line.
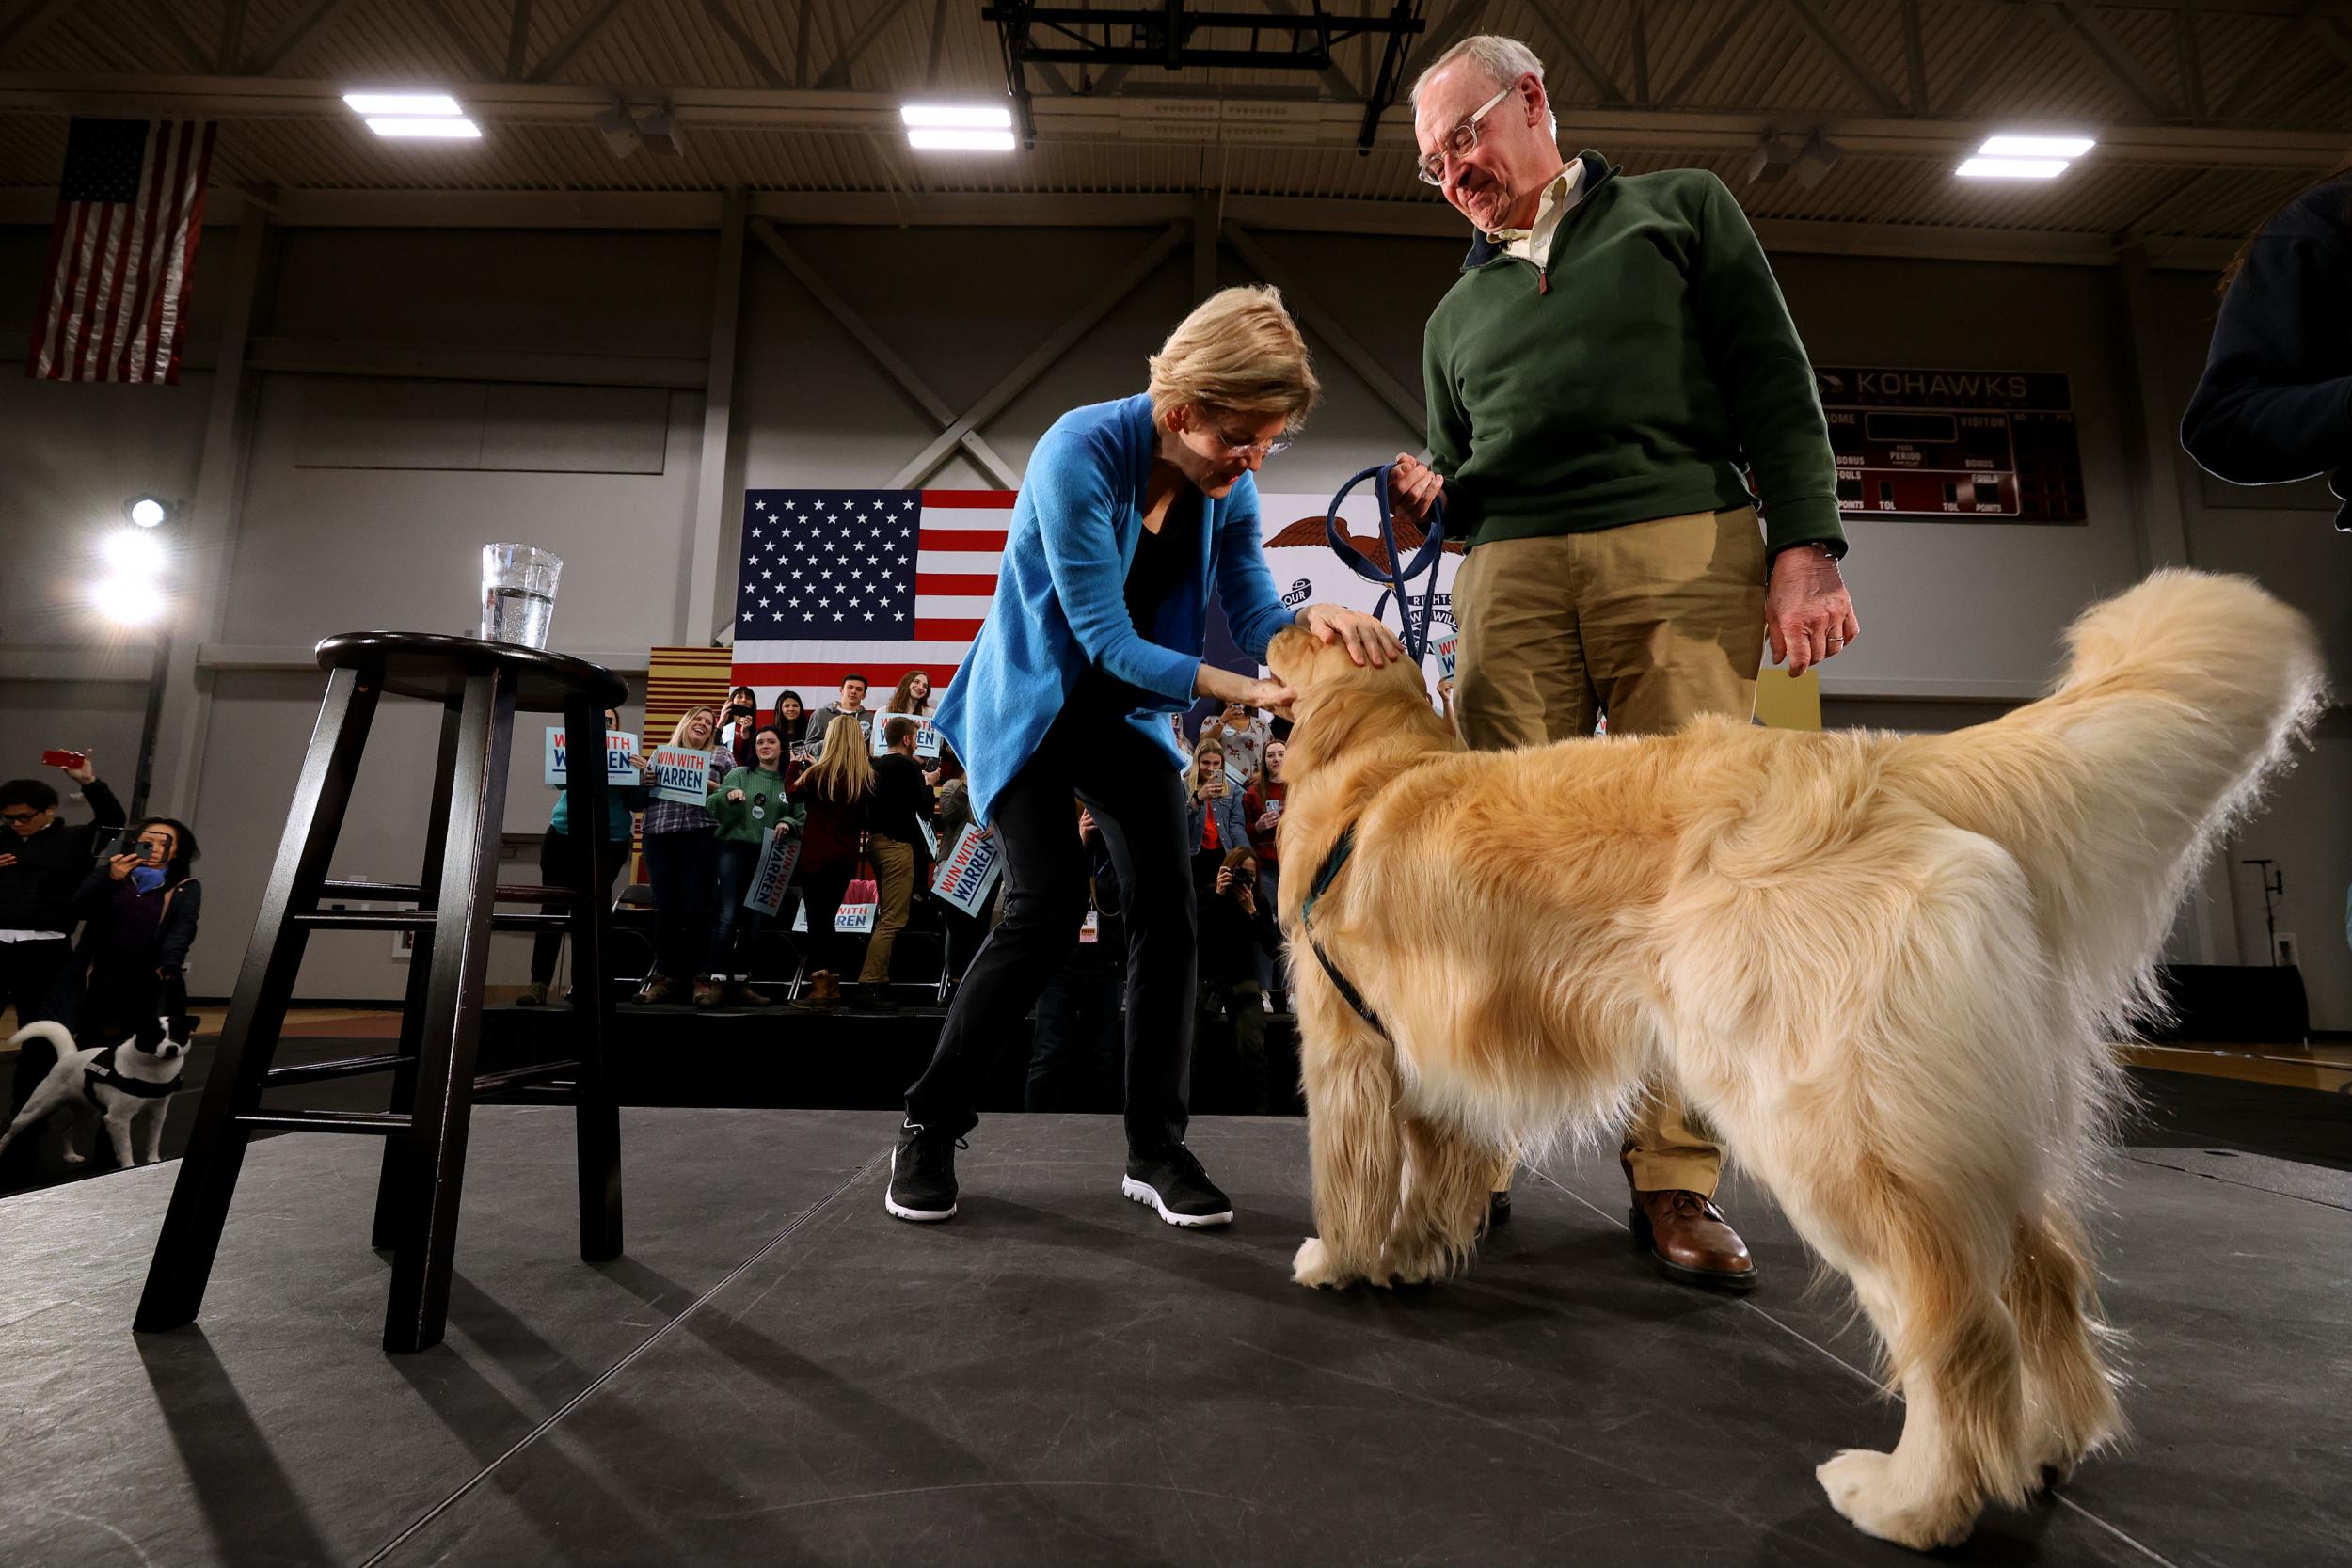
480 544 562 648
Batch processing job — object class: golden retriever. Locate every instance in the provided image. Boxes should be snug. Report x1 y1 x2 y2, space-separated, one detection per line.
1264 570 2323 1550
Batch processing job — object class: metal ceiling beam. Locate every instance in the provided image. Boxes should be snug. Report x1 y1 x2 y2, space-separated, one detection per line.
1659 0 1768 108
503 0 532 81
526 0 632 85
8 73 2348 167
2039 1 2182 119
417 0 501 84
1935 3 2040 116
1776 0 1906 114
2212 8 2320 119
1899 0 1929 113
1263 0 1365 102
2324 14 2352 64
216 0 246 73
703 0 787 89
1406 0 1490 82
1222 220 1425 437
816 0 916 90
2172 5 2206 116
1629 0 1652 104
240 0 354 75
1522 0 1630 105
132 0 216 74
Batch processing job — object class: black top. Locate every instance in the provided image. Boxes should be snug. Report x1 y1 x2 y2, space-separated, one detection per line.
0 779 123 935
2182 174 2352 518
1067 500 1200 720
1199 877 1280 984
868 752 933 868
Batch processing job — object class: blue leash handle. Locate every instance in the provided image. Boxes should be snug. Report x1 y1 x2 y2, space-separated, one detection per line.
1326 463 1447 663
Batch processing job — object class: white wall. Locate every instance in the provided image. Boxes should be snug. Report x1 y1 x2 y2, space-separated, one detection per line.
3 215 2344 1024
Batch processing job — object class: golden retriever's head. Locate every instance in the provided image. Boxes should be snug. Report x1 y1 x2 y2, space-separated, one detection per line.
1267 625 1451 780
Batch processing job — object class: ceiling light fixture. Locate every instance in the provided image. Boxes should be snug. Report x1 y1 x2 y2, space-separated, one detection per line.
342 92 462 117
901 103 1013 130
1978 134 2097 160
907 128 1018 151
365 117 484 140
1955 156 2069 180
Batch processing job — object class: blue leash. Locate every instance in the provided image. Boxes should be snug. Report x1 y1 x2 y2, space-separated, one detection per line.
1325 463 1447 664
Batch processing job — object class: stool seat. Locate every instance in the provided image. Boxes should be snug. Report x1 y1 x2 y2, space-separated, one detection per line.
317 631 628 711
137 629 628 1354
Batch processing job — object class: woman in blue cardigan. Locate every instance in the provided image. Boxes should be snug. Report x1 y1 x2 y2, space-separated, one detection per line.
891 286 1401 1228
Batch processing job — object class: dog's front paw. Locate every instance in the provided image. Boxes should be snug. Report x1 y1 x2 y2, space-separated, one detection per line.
61 1150 86 1164
1292 1236 1357 1290
1816 1449 1976 1551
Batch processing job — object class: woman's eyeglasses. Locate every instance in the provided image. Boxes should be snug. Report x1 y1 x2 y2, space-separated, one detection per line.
1415 83 1515 186
1213 427 1295 459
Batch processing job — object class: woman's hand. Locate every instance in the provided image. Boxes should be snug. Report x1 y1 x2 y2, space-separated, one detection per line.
1385 453 1443 529
1254 809 1279 832
1235 885 1257 916
1298 603 1404 668
1215 867 1233 896
727 787 746 802
106 851 139 882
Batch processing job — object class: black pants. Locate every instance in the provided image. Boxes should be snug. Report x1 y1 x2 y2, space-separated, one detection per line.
905 706 1196 1154
532 828 628 987
641 831 718 983
4 937 76 1113
1026 947 1123 1112
709 839 767 978
799 864 854 975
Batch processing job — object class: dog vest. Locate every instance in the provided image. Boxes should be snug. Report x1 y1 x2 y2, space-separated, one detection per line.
82 1045 180 1111
1299 823 1392 1042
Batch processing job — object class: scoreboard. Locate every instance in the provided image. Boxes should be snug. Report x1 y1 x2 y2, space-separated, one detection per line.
1815 366 2087 524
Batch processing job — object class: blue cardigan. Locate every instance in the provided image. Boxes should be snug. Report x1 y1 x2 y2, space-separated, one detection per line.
936 393 1295 825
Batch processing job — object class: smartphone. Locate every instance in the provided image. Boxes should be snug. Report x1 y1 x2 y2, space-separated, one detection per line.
41 750 85 769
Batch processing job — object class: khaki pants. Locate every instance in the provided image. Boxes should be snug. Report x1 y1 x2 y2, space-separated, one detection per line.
857 836 917 987
1453 505 1766 1196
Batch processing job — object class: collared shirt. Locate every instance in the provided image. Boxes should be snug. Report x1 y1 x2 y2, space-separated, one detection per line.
1486 160 1585 266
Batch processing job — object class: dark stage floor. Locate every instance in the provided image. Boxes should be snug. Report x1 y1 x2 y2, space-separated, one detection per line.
2 1107 2344 1566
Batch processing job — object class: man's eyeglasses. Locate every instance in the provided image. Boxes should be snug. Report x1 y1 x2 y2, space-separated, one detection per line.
1 810 43 824
1415 83 1515 186
1213 427 1294 459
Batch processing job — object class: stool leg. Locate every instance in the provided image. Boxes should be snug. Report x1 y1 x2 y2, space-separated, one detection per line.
135 667 381 1334
564 696 624 1262
371 700 462 1252
383 668 512 1354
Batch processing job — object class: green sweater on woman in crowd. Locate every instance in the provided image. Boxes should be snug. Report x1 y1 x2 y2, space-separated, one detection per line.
1422 149 1846 561
705 765 805 846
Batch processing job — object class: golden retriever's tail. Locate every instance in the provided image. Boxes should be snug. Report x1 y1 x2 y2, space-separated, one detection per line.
1892 569 2325 1037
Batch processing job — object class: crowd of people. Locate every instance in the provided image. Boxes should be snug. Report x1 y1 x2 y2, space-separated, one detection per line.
2 750 203 1154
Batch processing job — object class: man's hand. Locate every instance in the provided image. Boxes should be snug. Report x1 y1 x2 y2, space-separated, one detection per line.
1299 603 1404 668
0 853 18 870
107 852 140 882
1766 546 1860 679
58 748 97 786
1385 452 1443 530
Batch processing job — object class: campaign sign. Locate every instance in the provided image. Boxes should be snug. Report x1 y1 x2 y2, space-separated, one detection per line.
870 717 944 759
834 898 877 935
648 747 713 806
1434 631 1460 680
744 828 802 918
545 727 639 786
930 823 1003 917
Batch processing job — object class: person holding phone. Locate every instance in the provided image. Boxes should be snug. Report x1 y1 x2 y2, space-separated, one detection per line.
706 724 804 1007
522 705 647 1008
717 686 762 768
1184 735 1248 895
2 750 123 1115
68 816 201 1049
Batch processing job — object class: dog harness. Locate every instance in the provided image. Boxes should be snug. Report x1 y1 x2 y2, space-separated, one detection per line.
1298 822 1392 1042
82 1045 179 1111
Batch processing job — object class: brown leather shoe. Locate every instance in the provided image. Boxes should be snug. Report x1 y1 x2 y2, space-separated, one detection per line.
1630 1189 1757 1291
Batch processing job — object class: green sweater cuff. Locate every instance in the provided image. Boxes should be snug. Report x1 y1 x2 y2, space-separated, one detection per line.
1762 495 1848 559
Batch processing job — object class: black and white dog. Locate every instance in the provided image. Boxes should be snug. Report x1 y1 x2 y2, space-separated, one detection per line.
0 1011 196 1168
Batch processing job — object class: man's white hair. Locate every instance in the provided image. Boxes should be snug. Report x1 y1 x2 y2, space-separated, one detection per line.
1409 33 1545 106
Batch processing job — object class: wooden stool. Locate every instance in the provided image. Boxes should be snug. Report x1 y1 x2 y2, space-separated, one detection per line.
135 632 630 1354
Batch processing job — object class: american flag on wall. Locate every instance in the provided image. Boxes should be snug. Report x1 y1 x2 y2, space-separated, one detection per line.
729 489 1014 707
27 117 217 384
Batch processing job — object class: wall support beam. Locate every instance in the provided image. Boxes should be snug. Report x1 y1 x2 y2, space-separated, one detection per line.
747 218 1021 488
684 189 747 646
145 196 272 824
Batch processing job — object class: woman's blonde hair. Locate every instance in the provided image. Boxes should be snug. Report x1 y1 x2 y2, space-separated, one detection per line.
797 714 876 802
1147 285 1321 428
1187 735 1228 795
667 705 718 746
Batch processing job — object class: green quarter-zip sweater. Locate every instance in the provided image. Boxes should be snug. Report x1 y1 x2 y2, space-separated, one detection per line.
1423 150 1846 560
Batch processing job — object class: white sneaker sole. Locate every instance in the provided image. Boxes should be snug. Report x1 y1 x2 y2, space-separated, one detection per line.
1121 1175 1233 1227
884 1147 956 1223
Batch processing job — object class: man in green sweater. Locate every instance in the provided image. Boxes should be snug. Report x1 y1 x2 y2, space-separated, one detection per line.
1386 34 1863 1292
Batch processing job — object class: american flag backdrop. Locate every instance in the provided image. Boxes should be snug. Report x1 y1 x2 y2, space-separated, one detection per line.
729 489 1015 707
27 117 217 385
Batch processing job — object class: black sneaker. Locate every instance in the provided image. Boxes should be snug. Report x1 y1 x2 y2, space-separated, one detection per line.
1121 1144 1232 1227
885 1120 962 1223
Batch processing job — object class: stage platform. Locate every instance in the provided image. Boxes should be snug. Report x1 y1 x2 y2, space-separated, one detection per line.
2 1109 2344 1566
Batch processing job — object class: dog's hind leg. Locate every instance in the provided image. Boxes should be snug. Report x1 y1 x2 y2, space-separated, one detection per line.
1293 998 1404 1291
0 1078 72 1160
1380 1115 1498 1285
2006 1206 2124 1484
1795 1175 2039 1551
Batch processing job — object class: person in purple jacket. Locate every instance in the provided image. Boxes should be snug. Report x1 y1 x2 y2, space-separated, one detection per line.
889 286 1401 1229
